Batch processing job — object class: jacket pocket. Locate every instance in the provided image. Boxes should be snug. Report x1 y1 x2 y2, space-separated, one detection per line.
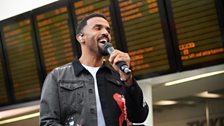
59 80 86 118
59 80 85 102
60 81 84 91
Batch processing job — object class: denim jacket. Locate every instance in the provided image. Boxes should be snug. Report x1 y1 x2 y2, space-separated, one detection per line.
40 59 148 126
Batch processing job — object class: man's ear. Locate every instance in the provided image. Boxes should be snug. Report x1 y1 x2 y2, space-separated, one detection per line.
76 33 84 43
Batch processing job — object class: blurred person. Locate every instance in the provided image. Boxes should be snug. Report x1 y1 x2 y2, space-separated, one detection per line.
40 13 148 126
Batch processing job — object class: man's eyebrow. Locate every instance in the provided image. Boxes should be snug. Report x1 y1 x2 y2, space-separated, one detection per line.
93 24 110 28
93 24 102 27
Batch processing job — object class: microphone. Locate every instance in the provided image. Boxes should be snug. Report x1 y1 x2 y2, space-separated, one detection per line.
103 43 131 75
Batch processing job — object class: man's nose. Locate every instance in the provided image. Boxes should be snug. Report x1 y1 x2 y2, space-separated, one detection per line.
101 28 109 36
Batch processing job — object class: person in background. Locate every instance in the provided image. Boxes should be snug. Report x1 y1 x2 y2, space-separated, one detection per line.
40 13 148 126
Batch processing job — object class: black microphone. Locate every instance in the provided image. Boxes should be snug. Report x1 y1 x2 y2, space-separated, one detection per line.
103 43 131 75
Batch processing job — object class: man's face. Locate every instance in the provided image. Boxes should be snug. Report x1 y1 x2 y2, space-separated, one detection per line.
82 17 112 56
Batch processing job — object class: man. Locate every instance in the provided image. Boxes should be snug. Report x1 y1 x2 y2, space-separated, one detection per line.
40 13 148 126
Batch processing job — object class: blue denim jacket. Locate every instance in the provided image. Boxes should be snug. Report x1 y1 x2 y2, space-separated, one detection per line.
40 59 148 126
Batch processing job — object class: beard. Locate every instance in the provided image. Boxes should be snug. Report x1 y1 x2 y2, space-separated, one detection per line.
97 43 109 56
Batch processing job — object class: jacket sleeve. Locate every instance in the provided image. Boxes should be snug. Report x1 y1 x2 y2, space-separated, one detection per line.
40 72 62 126
125 78 149 123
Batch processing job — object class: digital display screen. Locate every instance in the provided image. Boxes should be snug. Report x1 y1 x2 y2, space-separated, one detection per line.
0 59 8 104
170 0 224 67
1 17 40 101
118 0 171 77
35 5 75 73
0 0 224 107
73 0 117 48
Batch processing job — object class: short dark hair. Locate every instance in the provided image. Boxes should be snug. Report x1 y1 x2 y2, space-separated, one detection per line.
76 13 107 34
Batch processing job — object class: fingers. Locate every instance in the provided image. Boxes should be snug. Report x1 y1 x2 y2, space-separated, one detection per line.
109 50 133 86
108 49 130 67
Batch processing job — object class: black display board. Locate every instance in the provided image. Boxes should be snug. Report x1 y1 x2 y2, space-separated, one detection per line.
0 38 8 105
33 1 76 74
0 0 224 107
0 12 41 101
167 0 224 70
117 0 175 78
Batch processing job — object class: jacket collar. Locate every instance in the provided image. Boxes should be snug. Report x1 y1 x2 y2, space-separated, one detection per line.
72 58 114 76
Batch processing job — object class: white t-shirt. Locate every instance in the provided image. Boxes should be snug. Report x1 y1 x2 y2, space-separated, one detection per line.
82 64 106 126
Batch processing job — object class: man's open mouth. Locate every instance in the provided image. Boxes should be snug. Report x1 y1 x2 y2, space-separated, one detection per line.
98 38 108 45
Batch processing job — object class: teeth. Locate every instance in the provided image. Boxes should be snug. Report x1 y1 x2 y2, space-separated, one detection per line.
99 38 107 43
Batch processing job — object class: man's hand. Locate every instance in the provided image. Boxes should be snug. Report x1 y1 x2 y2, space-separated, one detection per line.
108 49 133 87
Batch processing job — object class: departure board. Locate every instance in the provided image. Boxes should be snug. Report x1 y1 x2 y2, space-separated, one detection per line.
73 0 117 48
1 0 224 107
34 4 75 73
118 0 171 77
1 16 40 101
170 0 224 67
0 58 8 104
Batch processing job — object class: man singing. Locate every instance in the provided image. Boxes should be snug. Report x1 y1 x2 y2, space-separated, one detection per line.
40 13 148 126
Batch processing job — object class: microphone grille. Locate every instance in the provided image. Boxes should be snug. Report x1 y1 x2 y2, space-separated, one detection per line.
103 42 114 55
103 42 112 50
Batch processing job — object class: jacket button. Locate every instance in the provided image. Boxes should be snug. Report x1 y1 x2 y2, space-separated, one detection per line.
90 108 95 114
88 89 93 93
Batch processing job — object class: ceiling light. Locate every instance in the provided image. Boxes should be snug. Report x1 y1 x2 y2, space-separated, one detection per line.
154 100 178 105
184 101 196 105
195 91 221 98
165 70 224 86
0 112 39 125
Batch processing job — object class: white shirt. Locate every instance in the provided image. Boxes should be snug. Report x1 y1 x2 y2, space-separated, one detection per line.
82 64 106 126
